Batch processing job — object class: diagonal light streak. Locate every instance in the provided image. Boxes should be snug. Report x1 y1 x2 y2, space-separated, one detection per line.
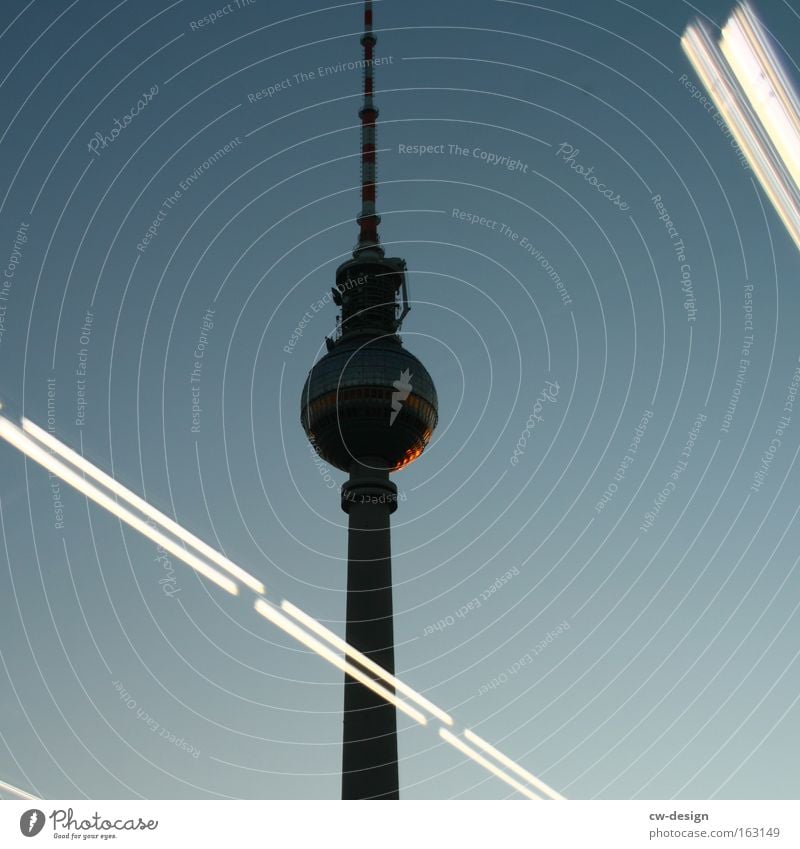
439 729 542 800
464 728 565 799
0 778 40 800
722 4 800 187
281 599 454 726
0 413 564 800
682 24 800 244
682 3 800 252
0 417 238 595
254 599 428 726
22 417 264 595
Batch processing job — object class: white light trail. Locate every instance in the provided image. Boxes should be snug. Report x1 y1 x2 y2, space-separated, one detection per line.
22 418 265 595
439 729 542 800
722 4 800 187
281 599 454 727
682 3 800 252
0 413 565 801
254 599 428 726
464 729 565 800
0 418 238 595
0 778 39 800
682 24 800 244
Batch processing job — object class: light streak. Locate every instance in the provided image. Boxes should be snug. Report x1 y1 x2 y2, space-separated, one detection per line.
22 418 264 595
439 729 542 800
0 778 39 800
682 3 800 252
682 24 800 242
722 5 800 187
281 599 454 726
463 729 565 800
254 599 427 726
0 417 238 595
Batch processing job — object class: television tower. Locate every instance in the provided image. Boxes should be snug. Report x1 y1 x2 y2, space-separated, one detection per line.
300 0 438 800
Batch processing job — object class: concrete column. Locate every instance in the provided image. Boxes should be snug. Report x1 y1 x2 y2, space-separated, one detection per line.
340 459 399 800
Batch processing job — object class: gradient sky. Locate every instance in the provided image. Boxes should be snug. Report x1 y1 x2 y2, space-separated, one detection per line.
0 0 798 800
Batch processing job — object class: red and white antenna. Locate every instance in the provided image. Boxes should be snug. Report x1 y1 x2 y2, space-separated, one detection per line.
355 0 383 255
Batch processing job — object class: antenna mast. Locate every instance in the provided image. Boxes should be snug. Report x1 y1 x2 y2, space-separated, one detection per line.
356 0 383 256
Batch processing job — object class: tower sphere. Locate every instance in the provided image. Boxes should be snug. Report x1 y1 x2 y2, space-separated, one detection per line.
301 335 438 473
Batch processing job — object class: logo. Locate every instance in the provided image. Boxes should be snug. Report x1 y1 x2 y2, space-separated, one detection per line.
390 368 413 426
19 809 45 837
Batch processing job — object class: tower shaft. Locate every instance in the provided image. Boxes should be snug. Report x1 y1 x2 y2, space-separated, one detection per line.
340 462 399 799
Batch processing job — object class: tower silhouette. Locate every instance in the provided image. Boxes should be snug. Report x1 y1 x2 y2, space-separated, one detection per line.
300 0 438 800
